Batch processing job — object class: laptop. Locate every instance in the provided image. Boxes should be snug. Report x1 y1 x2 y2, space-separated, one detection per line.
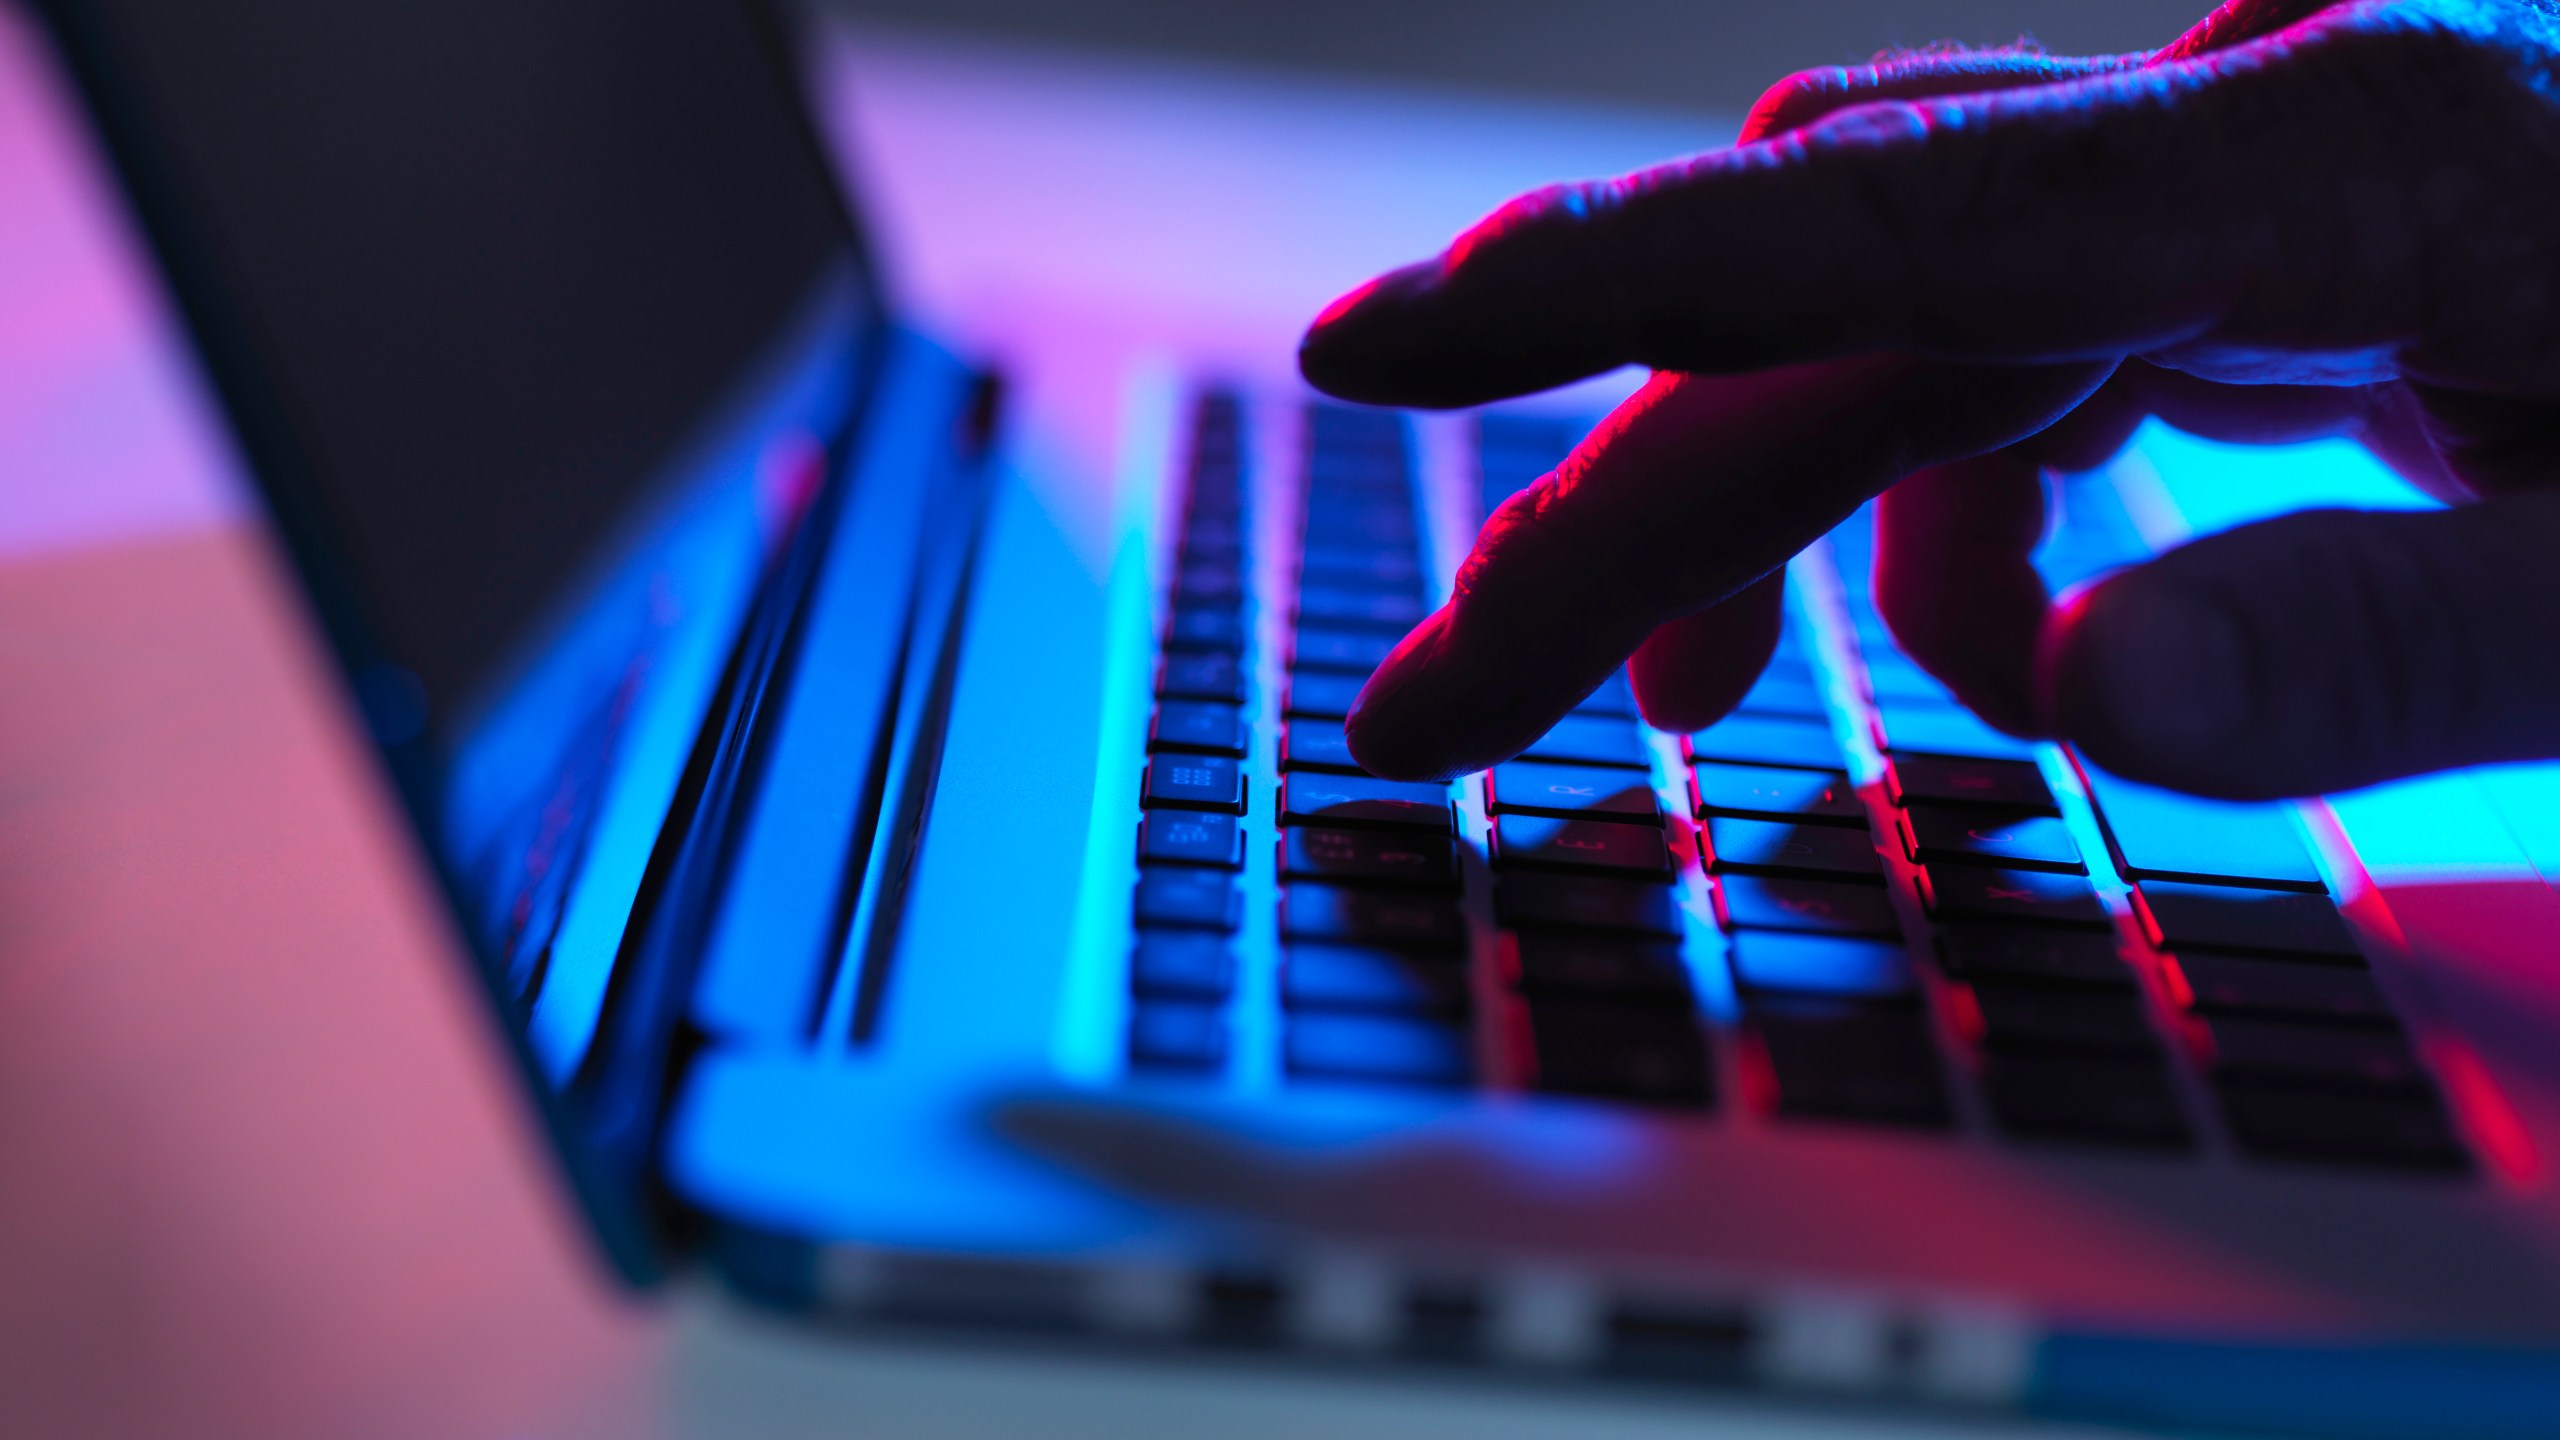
33 0 2560 1434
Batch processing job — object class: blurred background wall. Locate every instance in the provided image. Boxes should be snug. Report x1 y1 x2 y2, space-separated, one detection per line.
818 0 2208 113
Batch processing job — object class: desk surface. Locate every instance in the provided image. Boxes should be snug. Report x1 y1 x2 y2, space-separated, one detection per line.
0 11 2156 1437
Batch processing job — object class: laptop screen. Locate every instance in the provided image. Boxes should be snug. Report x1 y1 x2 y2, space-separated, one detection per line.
44 0 884 1255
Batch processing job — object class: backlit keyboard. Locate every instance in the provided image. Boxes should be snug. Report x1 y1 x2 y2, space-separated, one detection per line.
1121 393 2471 1175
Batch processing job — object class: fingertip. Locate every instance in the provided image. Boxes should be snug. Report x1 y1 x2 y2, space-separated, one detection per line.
2043 573 2262 796
1340 611 1477 782
1298 262 1444 404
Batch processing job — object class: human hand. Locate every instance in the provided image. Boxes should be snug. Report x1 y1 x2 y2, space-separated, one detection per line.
1302 0 2560 799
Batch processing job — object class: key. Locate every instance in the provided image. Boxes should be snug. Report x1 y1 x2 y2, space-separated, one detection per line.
1285 1012 1472 1087
1150 701 1246 757
2203 1016 2426 1090
1492 813 1673 877
1511 934 1693 1001
1282 883 1466 951
1873 700 2041 761
1736 670 1827 721
2078 762 2326 892
2162 950 2392 1025
1729 931 1913 1001
1573 669 1637 718
1281 773 1452 831
1922 863 2108 928
1281 826 1459 889
1690 762 1865 827
1128 1001 1228 1071
1521 715 1653 770
1130 932 1236 999
1496 873 1682 938
1302 502 1417 547
1749 1004 1953 1127
1527 1003 1714 1107
1139 811 1242 867
2133 881 2360 959
1293 626 1398 674
1902 806 2083 874
1134 866 1240 931
1299 549 1423 591
1283 943 1471 1013
1297 585 1425 631
1486 761 1661 824
2217 1083 2468 1170
1144 754 1245 814
1888 752 2054 811
1968 982 2161 1056
1935 922 2133 988
1156 651 1247 704
1163 604 1246 653
1183 516 1246 556
1702 815 1885 881
1175 559 1244 604
1285 669 1367 719
1983 1056 2192 1150
1715 873 1900 939
1687 716 1843 770
1282 718 1362 773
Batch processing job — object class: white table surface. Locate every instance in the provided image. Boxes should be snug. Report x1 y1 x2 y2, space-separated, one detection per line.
0 9 2165 1435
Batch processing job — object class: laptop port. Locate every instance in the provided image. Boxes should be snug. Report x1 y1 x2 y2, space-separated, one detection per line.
1194 1268 1287 1347
1401 1278 1487 1361
1602 1297 1756 1385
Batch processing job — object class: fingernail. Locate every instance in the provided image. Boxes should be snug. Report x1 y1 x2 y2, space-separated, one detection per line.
2053 581 2256 776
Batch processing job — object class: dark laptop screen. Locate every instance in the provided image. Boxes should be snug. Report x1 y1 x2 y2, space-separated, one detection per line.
67 0 869 713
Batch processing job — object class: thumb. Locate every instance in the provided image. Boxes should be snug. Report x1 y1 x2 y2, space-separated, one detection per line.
2043 491 2560 799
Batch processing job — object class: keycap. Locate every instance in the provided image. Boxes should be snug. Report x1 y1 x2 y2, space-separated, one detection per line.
1496 873 1682 937
1873 701 2040 761
1183 517 1245 556
1134 866 1240 931
1687 716 1843 770
1139 811 1243 867
1690 763 1865 827
1151 701 1246 757
1935 923 2133 988
1128 1001 1228 1071
1157 651 1247 703
1922 864 2108 928
1164 604 1246 652
1303 503 1417 548
1285 1013 1472 1086
1298 585 1425 631
1486 762 1661 824
1983 1056 2192 1150
1283 943 1471 1013
2133 881 2360 959
1511 934 1693 1001
1573 669 1638 718
1888 753 2054 812
1968 982 2161 1056
1130 932 1236 999
1492 813 1673 876
1528 1003 1714 1107
1280 773 1452 831
1300 549 1423 590
1736 671 1827 721
1521 715 1653 770
1702 815 1885 881
1282 718 1361 773
2162 950 2393 1025
1902 806 2083 873
1282 883 1466 951
1175 559 1244 604
2203 1016 2426 1089
2216 1083 2468 1170
1281 826 1459 889
1749 1004 1952 1127
1293 626 1399 674
1144 754 1245 814
1729 931 1913 1001
2077 762 2326 892
1715 873 1901 938
1286 670 1367 718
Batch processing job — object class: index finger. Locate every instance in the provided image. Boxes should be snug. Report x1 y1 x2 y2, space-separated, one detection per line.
1301 22 2376 409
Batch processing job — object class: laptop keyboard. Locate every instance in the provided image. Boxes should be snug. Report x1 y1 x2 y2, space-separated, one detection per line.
1123 393 2472 1175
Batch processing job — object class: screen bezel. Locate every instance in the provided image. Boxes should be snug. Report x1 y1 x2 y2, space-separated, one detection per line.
26 0 897 1282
